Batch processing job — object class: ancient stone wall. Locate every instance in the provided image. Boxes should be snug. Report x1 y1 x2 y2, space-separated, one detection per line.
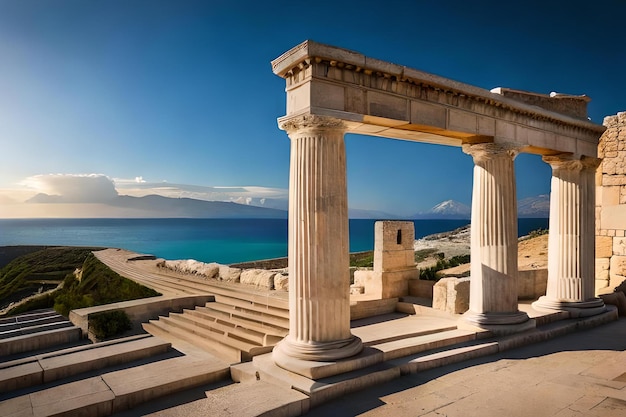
596 112 626 293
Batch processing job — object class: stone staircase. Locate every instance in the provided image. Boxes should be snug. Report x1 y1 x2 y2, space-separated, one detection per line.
0 310 231 417
0 310 83 357
143 293 289 363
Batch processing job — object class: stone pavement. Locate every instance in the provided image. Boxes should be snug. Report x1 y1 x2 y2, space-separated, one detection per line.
304 317 626 417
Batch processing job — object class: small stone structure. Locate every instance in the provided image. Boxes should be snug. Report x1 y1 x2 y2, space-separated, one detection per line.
433 277 470 314
596 112 626 293
353 221 419 298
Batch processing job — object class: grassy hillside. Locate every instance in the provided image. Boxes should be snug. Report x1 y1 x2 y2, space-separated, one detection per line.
0 247 159 316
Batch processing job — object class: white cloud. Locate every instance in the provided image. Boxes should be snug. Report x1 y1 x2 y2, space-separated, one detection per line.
20 174 119 203
114 181 288 205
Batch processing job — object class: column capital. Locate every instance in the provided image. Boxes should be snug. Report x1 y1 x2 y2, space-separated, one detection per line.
277 114 346 135
542 154 601 172
462 142 520 163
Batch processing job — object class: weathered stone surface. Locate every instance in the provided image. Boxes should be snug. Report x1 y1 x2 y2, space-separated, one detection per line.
239 269 275 290
596 236 614 258
610 256 626 279
349 285 364 295
596 258 610 281
218 265 241 282
274 273 289 291
432 277 470 314
158 259 220 279
614 237 626 256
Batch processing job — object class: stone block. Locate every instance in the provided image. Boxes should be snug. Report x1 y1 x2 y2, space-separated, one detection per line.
595 278 611 296
596 258 610 281
577 139 598 158
603 186 621 206
596 236 614 258
310 80 344 111
432 278 449 312
610 256 626 277
554 134 578 154
495 120 516 141
432 277 470 314
614 237 626 256
448 109 477 134
368 91 408 121
219 265 241 282
349 285 364 295
477 116 495 136
410 101 446 129
240 269 275 290
603 206 626 231
274 273 289 291
286 83 311 115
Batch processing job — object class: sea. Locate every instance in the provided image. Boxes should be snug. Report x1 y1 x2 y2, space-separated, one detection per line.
0 218 549 265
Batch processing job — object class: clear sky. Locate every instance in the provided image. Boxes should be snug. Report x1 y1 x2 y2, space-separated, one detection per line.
0 0 624 217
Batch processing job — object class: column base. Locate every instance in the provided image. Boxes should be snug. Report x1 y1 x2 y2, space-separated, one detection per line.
272 335 365 379
532 296 606 318
458 310 535 335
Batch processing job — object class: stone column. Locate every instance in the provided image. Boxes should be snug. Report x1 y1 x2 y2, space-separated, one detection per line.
273 114 362 370
461 143 532 333
533 155 605 317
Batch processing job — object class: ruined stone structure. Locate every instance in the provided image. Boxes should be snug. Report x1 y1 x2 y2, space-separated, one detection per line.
596 112 626 292
271 40 606 377
353 221 419 298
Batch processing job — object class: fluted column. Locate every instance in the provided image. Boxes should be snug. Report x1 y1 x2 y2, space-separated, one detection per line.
461 143 531 331
273 114 362 369
532 155 605 317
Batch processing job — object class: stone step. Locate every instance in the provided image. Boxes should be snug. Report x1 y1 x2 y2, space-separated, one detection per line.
144 379 309 417
235 353 401 408
142 320 243 363
187 307 289 346
157 315 270 360
204 302 290 330
0 320 74 340
213 293 289 319
0 313 67 333
0 335 171 393
193 305 288 338
0 310 60 325
350 314 459 346
370 328 478 361
0 326 82 357
173 310 267 346
0 353 230 417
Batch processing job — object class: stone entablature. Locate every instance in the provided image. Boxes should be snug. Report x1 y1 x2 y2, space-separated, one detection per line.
596 112 626 293
272 40 605 158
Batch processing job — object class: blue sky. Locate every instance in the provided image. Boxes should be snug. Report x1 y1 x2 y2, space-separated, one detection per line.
0 0 624 217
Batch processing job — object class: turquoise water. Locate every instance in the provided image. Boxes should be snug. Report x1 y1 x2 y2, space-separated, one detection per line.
0 218 547 264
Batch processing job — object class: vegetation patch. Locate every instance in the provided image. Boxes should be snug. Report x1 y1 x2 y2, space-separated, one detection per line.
0 247 101 310
1 247 160 317
419 254 471 281
89 310 132 340
53 253 160 316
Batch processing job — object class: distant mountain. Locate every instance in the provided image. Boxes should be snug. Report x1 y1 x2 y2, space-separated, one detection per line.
412 200 471 219
518 194 550 218
26 193 288 218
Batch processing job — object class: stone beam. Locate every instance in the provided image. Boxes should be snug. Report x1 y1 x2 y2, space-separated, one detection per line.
272 40 605 157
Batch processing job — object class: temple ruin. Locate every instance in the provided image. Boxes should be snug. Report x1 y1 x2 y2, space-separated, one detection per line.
271 40 607 377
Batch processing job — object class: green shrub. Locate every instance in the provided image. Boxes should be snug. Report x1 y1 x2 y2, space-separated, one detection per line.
89 310 132 340
528 228 548 239
419 254 471 281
